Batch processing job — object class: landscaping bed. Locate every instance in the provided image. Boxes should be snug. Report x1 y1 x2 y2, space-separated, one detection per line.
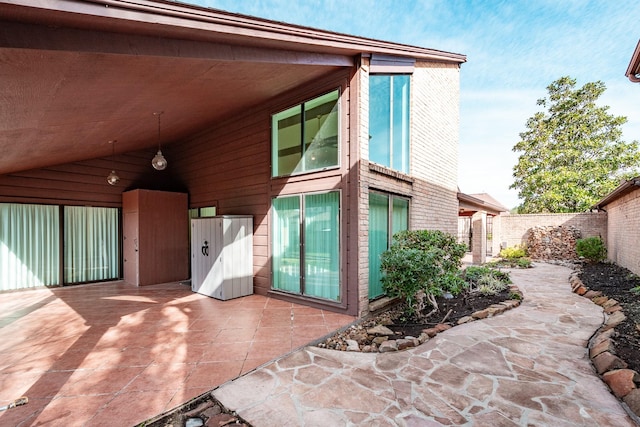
578 262 640 372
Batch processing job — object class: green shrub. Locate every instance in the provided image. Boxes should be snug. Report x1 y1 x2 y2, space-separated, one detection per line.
463 265 512 297
516 258 532 268
380 230 467 318
499 245 527 259
463 265 511 286
509 290 523 301
575 236 606 263
476 275 509 296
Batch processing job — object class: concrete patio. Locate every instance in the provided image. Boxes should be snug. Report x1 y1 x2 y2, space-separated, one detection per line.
0 282 354 426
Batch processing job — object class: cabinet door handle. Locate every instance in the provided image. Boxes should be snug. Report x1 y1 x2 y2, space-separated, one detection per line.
202 240 209 256
134 238 138 252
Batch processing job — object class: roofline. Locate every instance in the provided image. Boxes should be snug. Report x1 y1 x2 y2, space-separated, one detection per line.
2 0 467 64
626 39 640 83
457 192 507 213
592 177 640 209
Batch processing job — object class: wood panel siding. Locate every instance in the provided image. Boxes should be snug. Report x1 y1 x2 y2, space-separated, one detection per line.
0 148 183 207
173 68 357 314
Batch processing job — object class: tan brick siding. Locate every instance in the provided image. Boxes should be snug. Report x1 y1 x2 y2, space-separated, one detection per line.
357 58 460 316
411 63 459 193
605 188 640 276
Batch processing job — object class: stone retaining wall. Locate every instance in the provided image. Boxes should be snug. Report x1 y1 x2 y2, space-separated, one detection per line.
525 225 582 260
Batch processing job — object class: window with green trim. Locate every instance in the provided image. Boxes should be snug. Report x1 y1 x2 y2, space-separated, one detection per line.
369 75 410 173
272 90 340 177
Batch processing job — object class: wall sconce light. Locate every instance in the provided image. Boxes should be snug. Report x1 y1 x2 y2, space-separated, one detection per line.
107 140 120 185
152 111 167 170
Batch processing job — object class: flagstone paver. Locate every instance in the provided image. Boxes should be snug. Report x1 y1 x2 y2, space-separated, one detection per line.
214 263 636 426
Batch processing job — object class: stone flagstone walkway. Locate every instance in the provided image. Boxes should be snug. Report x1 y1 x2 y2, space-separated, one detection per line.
213 263 636 426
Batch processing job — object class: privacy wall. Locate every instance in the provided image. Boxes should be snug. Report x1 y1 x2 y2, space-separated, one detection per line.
495 213 607 250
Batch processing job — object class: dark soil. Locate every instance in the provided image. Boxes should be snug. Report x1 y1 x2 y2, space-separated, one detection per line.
317 287 516 351
384 290 512 339
579 262 640 373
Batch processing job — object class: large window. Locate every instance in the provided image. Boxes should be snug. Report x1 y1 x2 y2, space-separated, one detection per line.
369 75 410 173
64 206 119 283
272 90 340 177
368 193 409 299
0 203 60 290
0 203 121 290
272 191 340 301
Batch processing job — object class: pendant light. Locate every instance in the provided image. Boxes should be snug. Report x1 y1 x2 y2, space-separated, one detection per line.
107 140 120 185
152 111 167 170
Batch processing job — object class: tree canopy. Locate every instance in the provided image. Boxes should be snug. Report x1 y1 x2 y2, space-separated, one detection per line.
510 76 640 213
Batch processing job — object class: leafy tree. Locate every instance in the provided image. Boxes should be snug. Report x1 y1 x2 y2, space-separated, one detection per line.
510 76 640 213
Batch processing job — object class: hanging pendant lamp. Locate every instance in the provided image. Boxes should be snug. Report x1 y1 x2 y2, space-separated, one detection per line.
152 111 167 170
107 140 120 185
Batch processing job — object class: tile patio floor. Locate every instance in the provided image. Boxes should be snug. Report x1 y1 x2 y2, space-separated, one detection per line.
0 281 355 426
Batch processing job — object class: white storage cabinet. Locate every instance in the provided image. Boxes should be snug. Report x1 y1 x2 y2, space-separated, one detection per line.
191 215 253 300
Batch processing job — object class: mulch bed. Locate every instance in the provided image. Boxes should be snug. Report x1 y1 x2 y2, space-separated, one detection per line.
384 290 511 339
579 262 640 373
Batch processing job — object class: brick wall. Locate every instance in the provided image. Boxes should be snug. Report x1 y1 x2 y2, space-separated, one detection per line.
496 212 607 250
605 188 640 276
357 58 460 316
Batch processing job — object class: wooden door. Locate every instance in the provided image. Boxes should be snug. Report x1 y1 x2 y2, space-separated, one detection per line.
123 211 139 285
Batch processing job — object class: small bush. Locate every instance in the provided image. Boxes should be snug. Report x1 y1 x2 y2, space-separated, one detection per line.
499 245 527 259
476 275 509 296
463 266 511 296
463 265 511 286
509 290 523 301
516 258 532 268
576 236 606 263
380 230 467 318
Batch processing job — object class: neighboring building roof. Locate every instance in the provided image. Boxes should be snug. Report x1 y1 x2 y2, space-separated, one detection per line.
468 193 510 212
592 176 640 209
457 191 509 216
626 39 640 83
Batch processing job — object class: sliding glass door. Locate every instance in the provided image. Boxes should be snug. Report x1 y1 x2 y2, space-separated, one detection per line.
0 203 120 291
272 191 340 301
0 203 60 290
64 206 119 283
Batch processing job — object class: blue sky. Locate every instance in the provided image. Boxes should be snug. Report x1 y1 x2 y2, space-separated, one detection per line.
192 0 640 209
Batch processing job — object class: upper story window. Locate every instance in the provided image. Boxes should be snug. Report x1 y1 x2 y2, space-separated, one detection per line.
369 74 410 174
271 89 340 177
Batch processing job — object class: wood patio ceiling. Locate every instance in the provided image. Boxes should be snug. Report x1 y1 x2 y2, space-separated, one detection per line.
0 3 351 175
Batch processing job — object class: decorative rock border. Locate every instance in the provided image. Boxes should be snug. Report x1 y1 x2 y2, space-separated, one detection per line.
569 269 640 422
319 284 523 353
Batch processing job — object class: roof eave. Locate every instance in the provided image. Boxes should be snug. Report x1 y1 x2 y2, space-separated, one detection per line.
457 192 507 214
593 177 640 209
1 0 466 64
625 39 640 83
